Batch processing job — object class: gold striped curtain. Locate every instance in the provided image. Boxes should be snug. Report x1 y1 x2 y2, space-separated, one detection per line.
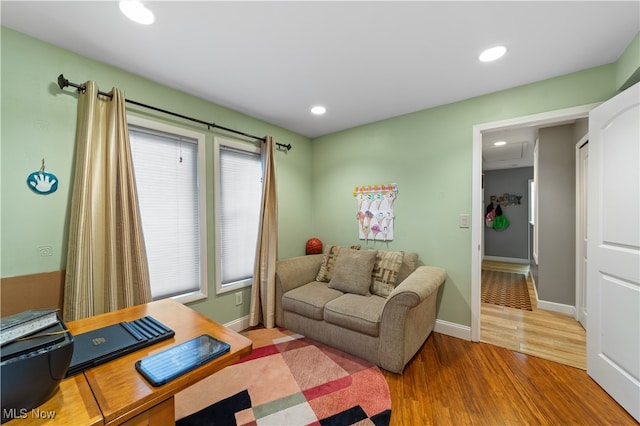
63 81 152 321
249 136 278 327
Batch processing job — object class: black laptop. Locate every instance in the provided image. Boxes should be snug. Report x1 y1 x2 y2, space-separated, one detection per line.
65 316 174 377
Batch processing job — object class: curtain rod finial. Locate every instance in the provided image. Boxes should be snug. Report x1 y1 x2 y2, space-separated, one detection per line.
275 142 292 152
57 74 69 90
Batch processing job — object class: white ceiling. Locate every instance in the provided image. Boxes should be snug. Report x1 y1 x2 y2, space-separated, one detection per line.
2 1 638 146
482 126 537 171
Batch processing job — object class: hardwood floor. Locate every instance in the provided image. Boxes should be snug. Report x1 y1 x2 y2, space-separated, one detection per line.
480 260 586 369
380 260 631 425
383 333 635 425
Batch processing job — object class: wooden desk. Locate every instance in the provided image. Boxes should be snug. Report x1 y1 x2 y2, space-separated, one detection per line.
4 374 104 425
9 300 252 425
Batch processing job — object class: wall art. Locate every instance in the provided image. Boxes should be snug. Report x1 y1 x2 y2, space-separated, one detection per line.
26 159 58 195
490 193 522 206
354 183 398 241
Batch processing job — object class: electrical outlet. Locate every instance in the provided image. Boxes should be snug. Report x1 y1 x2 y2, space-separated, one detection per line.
235 292 243 306
38 245 53 257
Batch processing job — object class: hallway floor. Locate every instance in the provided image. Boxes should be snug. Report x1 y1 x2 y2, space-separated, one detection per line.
480 260 586 369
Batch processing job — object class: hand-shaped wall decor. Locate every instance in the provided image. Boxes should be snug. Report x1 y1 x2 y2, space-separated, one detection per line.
27 159 58 195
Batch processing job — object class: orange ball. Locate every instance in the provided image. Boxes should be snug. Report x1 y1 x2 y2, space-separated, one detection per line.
305 238 323 255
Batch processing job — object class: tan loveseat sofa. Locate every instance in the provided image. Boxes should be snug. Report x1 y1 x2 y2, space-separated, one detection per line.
274 246 446 374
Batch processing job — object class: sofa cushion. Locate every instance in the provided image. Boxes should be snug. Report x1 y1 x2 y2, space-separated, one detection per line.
371 250 404 297
282 281 344 320
328 249 377 295
316 244 361 283
396 252 418 284
324 293 386 337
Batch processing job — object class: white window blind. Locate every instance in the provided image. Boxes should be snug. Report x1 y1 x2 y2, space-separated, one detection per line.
217 142 262 290
129 125 202 300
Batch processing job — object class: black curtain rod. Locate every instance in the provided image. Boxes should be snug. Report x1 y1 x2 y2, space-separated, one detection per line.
57 74 292 152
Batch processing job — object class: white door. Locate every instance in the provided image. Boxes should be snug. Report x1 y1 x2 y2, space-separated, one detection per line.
587 82 640 422
576 140 588 329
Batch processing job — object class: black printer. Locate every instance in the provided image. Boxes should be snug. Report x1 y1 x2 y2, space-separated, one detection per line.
0 313 74 424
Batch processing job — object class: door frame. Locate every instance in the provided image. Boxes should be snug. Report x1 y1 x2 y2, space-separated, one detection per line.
575 135 589 328
470 103 600 341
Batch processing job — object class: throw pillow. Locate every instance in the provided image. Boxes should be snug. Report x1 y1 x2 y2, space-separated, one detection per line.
396 252 418 284
316 244 362 283
371 250 405 297
328 249 377 295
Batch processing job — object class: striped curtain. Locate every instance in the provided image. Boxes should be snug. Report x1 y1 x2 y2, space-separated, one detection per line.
249 136 278 327
63 81 151 321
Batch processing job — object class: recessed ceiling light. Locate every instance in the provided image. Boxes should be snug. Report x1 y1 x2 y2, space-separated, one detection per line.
493 141 507 146
311 106 326 115
119 1 155 25
479 45 507 62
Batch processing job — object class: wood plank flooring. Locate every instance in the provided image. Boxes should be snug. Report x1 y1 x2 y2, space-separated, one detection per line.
381 260 627 425
382 332 636 425
480 260 586 370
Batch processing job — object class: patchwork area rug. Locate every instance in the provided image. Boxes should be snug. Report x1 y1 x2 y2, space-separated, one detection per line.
175 327 391 426
481 269 533 311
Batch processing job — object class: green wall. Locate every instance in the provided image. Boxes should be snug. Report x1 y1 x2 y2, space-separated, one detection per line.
617 32 640 90
311 65 620 327
0 27 313 324
2 26 638 329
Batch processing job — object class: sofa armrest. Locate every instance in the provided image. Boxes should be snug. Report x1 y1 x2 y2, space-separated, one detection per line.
379 265 446 373
384 266 446 308
275 254 323 327
275 254 323 293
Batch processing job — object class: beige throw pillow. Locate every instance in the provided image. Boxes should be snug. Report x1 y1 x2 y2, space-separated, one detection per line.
316 244 362 282
371 250 405 297
328 249 377 295
396 252 418 284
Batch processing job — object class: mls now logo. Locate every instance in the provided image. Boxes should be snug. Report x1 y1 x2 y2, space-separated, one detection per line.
3 408 56 420
3 408 28 419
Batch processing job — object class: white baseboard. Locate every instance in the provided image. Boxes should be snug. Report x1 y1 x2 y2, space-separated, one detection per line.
536 300 576 316
434 319 471 341
224 315 251 332
483 255 529 264
229 315 472 343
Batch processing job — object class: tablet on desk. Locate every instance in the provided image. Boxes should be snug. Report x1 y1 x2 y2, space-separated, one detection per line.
135 334 230 387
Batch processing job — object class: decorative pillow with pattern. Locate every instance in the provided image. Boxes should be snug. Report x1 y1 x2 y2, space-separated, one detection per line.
316 244 361 282
370 250 405 297
328 249 378 295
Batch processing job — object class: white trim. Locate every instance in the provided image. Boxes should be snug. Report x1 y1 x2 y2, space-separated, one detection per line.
434 319 472 341
471 102 601 342
224 315 251 333
536 300 576 317
213 136 261 295
575 134 589 325
483 256 529 264
532 140 539 265
127 115 209 304
225 317 473 342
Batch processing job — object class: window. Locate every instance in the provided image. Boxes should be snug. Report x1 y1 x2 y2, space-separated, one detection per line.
128 116 207 303
213 136 262 294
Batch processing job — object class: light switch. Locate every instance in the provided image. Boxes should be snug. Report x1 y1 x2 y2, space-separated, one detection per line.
459 214 469 228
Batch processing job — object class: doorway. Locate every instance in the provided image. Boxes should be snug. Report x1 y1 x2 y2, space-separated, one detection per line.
479 123 587 368
471 103 600 344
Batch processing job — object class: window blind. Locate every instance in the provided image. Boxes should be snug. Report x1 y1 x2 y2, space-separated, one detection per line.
129 127 201 299
219 146 262 286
